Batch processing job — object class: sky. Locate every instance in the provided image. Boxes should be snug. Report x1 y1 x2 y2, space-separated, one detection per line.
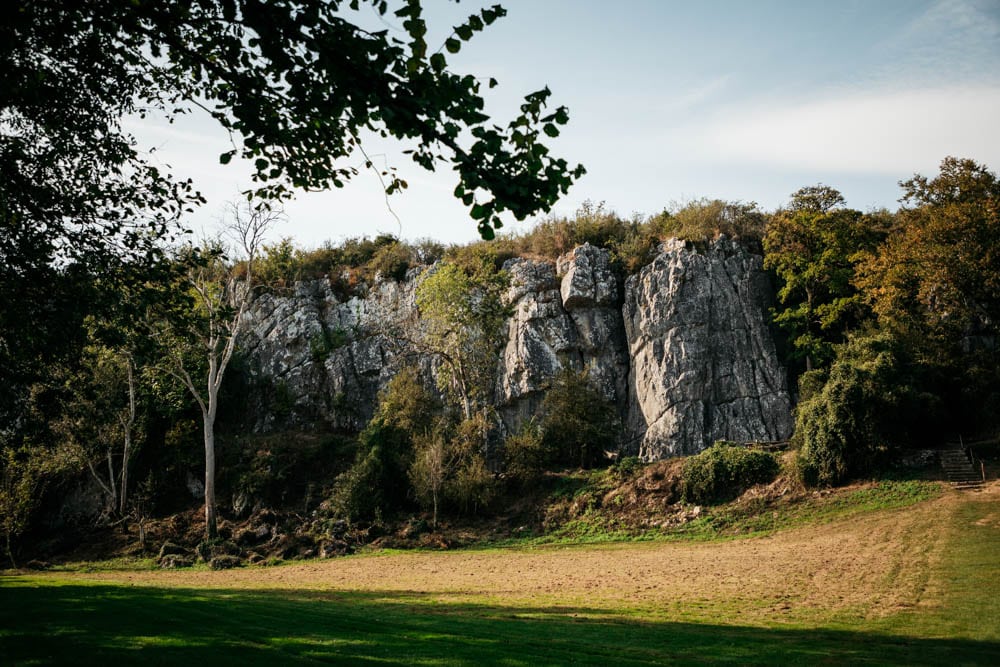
128 0 1000 247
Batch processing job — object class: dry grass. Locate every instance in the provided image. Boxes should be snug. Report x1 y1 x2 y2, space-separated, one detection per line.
40 481 994 630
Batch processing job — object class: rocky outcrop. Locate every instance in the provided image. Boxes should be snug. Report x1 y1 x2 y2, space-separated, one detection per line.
241 271 424 432
496 244 629 433
623 238 793 459
240 239 793 459
557 245 630 416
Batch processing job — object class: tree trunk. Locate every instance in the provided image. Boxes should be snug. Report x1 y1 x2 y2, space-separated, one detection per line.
203 406 218 539
119 430 131 517
4 531 15 569
457 364 472 421
106 447 118 512
119 357 136 516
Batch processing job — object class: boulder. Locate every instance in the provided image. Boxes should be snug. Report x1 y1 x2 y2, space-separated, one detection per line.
159 554 194 569
208 555 242 570
556 242 618 308
157 541 189 559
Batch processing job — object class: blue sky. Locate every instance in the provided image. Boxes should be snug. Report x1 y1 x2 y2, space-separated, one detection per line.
129 0 1000 246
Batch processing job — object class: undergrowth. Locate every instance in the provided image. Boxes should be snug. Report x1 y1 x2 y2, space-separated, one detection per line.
487 474 941 549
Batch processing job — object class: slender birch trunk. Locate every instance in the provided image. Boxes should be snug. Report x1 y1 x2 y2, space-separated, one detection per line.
119 355 136 516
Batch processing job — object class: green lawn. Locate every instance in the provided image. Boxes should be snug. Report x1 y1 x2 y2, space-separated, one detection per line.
2 487 998 665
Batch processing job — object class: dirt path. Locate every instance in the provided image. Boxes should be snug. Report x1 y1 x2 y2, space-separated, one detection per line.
59 483 997 626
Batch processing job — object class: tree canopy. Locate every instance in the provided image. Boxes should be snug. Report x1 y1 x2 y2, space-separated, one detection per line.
763 186 887 370
1 0 584 419
858 157 1000 342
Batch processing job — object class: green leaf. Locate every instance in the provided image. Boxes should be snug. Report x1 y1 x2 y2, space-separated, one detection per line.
445 38 461 54
543 123 559 138
219 151 236 165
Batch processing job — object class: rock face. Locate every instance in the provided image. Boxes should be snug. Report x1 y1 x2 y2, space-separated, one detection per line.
241 270 424 432
623 238 793 459
496 244 629 433
239 239 793 459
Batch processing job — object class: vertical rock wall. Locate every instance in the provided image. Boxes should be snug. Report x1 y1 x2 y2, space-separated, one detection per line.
240 239 793 459
496 244 629 434
623 238 793 459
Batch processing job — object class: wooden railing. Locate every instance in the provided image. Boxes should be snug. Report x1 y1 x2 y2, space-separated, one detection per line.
967 447 987 483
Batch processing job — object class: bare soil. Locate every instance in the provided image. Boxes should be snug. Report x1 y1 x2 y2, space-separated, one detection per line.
55 481 999 627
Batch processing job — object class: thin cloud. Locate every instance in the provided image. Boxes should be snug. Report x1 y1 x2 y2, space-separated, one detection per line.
677 85 1000 174
873 0 1000 84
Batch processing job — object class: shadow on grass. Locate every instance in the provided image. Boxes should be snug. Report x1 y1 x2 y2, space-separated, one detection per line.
0 581 996 666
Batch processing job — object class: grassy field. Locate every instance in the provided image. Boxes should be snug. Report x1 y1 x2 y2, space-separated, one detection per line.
2 481 998 665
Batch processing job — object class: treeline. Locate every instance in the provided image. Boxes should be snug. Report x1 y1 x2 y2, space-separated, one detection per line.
248 197 766 291
1 157 998 564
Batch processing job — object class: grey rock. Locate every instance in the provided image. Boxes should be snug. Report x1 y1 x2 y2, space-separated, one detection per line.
495 248 629 435
240 275 422 432
239 240 793 460
159 554 194 569
157 541 188 559
496 258 578 429
208 555 243 570
623 237 793 459
557 242 618 308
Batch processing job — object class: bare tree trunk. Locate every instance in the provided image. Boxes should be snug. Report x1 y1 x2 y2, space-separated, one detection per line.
457 364 472 421
4 531 15 569
119 356 136 516
203 372 220 539
83 455 114 508
203 412 217 539
106 448 118 512
119 432 131 519
160 201 276 541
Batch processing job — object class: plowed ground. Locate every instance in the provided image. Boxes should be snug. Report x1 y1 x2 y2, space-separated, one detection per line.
59 481 999 628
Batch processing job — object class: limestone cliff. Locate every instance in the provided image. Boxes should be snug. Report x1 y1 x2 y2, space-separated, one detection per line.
623 238 793 459
240 238 793 459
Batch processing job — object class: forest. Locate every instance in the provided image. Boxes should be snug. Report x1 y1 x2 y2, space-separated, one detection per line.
2 156 998 568
2 1 998 571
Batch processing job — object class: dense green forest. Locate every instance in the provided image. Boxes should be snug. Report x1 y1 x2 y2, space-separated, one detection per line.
2 156 998 566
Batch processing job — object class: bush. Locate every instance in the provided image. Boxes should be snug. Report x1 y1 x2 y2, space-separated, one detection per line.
665 199 767 244
367 241 412 282
408 429 447 526
681 443 780 505
611 455 643 479
256 238 298 285
539 369 620 468
794 331 935 487
327 418 410 522
327 368 436 521
443 413 496 514
503 420 545 484
409 238 447 265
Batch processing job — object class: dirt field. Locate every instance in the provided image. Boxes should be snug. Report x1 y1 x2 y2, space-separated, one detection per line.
54 482 997 628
